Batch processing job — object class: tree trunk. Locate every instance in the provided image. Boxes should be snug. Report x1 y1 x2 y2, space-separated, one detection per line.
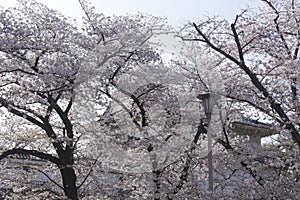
58 147 78 200
60 167 78 200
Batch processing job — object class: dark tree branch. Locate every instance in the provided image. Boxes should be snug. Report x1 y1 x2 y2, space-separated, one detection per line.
193 120 207 144
262 0 292 57
226 95 282 124
192 23 241 66
32 50 47 73
130 84 163 127
98 87 143 131
217 126 234 150
0 68 36 76
193 22 300 150
0 81 18 88
167 121 207 199
0 148 60 165
45 104 54 122
9 100 45 122
42 93 73 138
0 97 45 130
290 0 300 120
231 15 245 64
130 93 147 127
78 0 105 45
107 51 149 128
0 95 64 155
36 169 64 190
65 95 73 115
242 37 257 50
30 84 71 94
291 0 300 60
241 161 265 187
77 158 98 189
153 169 162 200
260 64 282 83
108 51 136 84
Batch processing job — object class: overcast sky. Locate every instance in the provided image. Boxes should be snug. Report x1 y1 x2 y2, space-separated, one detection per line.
1 0 262 26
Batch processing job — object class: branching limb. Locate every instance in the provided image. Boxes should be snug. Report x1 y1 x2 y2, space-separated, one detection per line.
193 22 300 150
0 97 45 130
241 161 265 187
0 68 36 76
217 126 234 150
0 148 60 165
166 121 207 199
65 94 73 115
36 169 64 190
226 95 282 125
38 93 73 138
77 157 99 189
261 0 292 57
231 15 245 64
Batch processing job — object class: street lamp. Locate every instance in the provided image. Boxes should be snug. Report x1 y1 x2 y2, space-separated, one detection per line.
198 93 213 192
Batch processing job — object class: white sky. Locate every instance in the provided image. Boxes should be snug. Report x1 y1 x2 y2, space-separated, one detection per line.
0 0 262 26
0 0 263 70
0 0 264 67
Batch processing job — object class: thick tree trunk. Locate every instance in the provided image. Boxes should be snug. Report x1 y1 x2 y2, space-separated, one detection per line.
60 167 78 200
58 146 78 200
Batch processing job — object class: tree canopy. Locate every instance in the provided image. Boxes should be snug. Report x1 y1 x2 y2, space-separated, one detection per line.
0 0 299 199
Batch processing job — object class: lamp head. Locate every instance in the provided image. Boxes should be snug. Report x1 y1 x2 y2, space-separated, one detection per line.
198 93 213 116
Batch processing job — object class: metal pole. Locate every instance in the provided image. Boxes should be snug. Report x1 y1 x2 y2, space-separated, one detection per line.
198 93 213 192
207 113 213 192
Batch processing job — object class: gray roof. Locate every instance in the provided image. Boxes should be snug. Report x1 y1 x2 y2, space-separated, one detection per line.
231 119 278 137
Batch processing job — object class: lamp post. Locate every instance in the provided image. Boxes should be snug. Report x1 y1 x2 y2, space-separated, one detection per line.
198 93 213 192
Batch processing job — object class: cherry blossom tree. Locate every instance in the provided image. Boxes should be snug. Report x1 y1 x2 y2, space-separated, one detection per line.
184 0 300 150
178 0 300 199
0 0 170 199
0 0 222 197
74 25 227 198
2 0 299 199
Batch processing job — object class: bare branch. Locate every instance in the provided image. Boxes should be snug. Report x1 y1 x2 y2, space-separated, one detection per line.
241 161 265 187
65 95 73 115
217 126 234 150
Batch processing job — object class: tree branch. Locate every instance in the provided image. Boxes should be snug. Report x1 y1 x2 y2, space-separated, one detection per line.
192 23 241 66
217 126 234 150
65 95 73 115
193 22 300 150
0 97 45 130
0 148 60 165
36 169 64 190
262 0 292 57
167 121 207 198
226 95 282 124
0 68 36 76
77 158 99 189
231 15 245 64
40 93 73 138
241 161 265 187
